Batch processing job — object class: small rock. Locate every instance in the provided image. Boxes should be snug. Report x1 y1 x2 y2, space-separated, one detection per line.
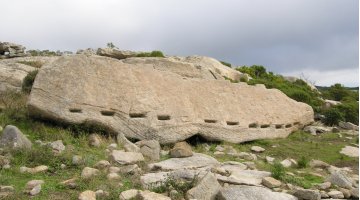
95 189 109 198
20 165 48 174
169 141 193 158
0 186 14 192
108 166 121 173
0 125 32 150
327 190 344 199
119 189 138 200
60 164 66 169
136 140 161 161
94 160 110 170
119 164 141 175
251 146 265 153
107 172 121 181
214 151 225 156
339 121 359 131
169 190 180 199
160 150 169 156
78 190 96 200
320 190 329 198
109 150 145 165
262 177 282 188
237 152 257 161
117 133 140 152
25 180 44 196
88 134 102 147
107 143 118 150
81 167 99 179
60 178 77 189
186 172 221 200
49 140 65 153
72 155 84 165
326 170 353 189
281 159 293 168
340 146 359 157
215 145 225 152
138 190 171 200
293 188 321 200
317 182 331 190
339 188 351 198
0 155 10 168
265 156 275 164
309 159 329 169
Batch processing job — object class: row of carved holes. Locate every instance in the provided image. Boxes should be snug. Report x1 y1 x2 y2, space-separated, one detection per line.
69 109 301 127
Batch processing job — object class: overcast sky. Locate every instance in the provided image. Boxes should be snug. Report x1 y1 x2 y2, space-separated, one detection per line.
2 0 359 86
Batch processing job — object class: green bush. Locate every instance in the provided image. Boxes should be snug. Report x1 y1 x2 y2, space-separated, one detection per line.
136 50 165 58
297 156 309 168
335 101 359 125
220 61 231 68
271 162 286 179
22 70 39 93
323 108 344 126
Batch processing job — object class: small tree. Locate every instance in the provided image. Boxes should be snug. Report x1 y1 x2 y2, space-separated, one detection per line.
107 42 116 49
323 108 344 126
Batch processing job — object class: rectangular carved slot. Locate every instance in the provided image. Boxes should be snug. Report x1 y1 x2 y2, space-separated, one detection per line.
226 121 239 126
101 110 115 116
275 124 283 129
129 113 146 118
293 122 301 126
249 123 258 128
204 119 217 123
69 108 82 113
285 124 292 128
157 115 171 120
260 124 270 128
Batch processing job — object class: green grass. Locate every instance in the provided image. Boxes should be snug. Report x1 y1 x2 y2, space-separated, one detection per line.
0 92 140 199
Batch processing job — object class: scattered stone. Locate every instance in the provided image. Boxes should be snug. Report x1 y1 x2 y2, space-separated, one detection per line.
293 188 321 200
94 160 110 170
320 190 329 198
309 159 329 169
266 156 275 164
0 185 14 198
107 143 118 150
0 155 10 168
318 182 331 190
327 190 344 199
186 172 220 200
49 140 65 153
97 48 138 60
215 145 225 152
78 190 96 200
350 187 359 198
148 153 219 171
25 180 44 196
332 127 340 133
60 164 66 169
60 178 77 189
237 152 257 161
169 190 180 199
0 125 32 149
137 190 171 200
219 185 297 200
20 165 48 174
304 126 330 135
340 146 359 157
251 146 265 153
243 161 256 170
88 134 102 147
339 188 351 198
326 170 353 189
216 169 271 186
119 164 141 175
72 155 84 165
109 150 144 165
119 189 138 200
136 140 161 161
95 190 109 198
169 141 193 158
281 159 293 168
117 133 140 152
214 151 225 156
81 167 99 179
107 172 121 181
339 121 359 131
108 166 121 173
262 177 282 188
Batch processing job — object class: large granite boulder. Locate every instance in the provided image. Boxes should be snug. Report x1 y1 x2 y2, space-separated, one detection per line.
0 42 26 58
96 48 138 59
28 55 313 144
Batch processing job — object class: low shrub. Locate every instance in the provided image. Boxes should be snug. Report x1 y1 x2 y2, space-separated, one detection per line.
297 156 309 168
271 162 286 180
22 70 39 93
323 108 344 126
136 50 165 58
220 61 231 67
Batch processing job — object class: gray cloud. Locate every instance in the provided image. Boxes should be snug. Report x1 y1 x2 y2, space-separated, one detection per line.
1 0 358 86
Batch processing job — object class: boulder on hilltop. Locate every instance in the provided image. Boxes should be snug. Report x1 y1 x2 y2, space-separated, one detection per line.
27 54 313 144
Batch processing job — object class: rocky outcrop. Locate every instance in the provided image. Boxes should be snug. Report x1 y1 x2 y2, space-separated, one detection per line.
0 42 26 58
218 185 297 200
96 48 138 59
28 55 313 144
